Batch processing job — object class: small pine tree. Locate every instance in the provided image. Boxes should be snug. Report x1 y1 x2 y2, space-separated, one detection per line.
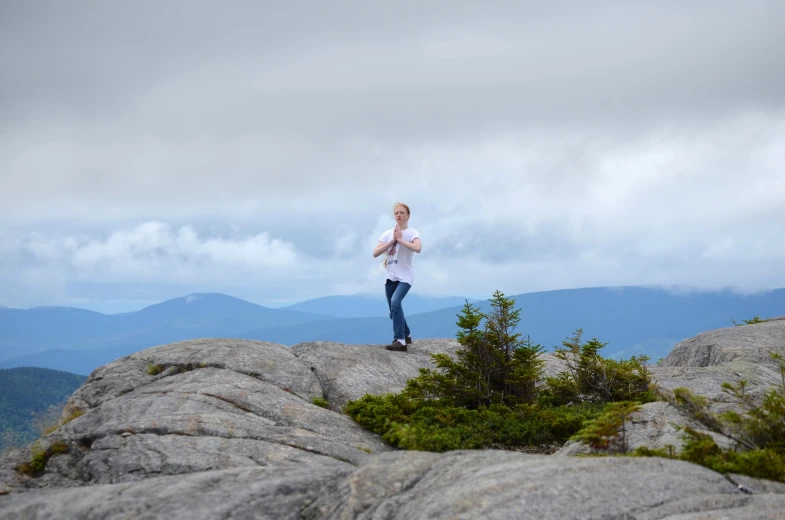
550 329 654 405
643 352 785 482
662 352 785 453
485 290 545 405
573 401 641 453
403 291 544 408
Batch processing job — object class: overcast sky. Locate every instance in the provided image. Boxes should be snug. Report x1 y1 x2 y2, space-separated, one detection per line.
1 0 784 313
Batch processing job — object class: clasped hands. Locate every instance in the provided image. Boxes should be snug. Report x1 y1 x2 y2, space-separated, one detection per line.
393 225 403 243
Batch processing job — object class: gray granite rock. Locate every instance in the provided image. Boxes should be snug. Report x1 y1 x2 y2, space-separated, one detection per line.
2 450 785 520
651 361 783 412
4 322 785 518
290 339 565 410
555 401 734 456
560 318 785 455
68 338 324 412
659 318 785 368
290 339 461 410
0 339 388 491
650 317 785 411
727 472 785 495
0 464 347 520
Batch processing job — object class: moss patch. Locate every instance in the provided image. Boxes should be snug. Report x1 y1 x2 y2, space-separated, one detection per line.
311 397 330 408
146 363 164 376
17 440 69 476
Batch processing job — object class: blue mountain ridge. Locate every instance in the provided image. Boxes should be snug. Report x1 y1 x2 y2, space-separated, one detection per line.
0 293 328 359
241 286 785 359
1 286 783 376
281 294 481 318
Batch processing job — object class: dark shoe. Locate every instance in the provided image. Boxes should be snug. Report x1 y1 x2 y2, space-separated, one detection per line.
385 341 407 352
406 335 412 345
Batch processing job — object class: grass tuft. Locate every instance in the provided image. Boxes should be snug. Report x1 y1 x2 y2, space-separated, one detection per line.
17 440 69 476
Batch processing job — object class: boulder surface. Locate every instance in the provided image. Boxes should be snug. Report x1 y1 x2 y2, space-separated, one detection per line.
558 317 785 455
0 339 392 490
3 321 785 518
2 450 785 519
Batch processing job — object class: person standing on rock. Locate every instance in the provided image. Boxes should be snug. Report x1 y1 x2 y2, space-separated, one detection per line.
373 202 422 352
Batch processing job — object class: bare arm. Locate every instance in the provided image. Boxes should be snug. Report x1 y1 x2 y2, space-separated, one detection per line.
397 238 422 253
373 239 396 258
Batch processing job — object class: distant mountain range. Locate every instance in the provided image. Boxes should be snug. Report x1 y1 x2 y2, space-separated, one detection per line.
0 293 328 358
282 293 479 318
1 287 783 376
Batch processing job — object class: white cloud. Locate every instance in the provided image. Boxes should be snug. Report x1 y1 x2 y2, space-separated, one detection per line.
2 222 300 294
1 2 784 310
2 109 785 309
332 225 359 257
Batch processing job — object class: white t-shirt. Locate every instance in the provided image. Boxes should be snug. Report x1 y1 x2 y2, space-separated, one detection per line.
378 227 420 285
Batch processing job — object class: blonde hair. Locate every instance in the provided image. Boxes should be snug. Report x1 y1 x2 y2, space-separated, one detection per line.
384 202 410 268
393 202 410 215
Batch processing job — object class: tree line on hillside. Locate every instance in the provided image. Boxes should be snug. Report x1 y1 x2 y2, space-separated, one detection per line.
0 367 85 452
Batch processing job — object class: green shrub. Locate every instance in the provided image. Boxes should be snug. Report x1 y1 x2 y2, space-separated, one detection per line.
311 397 330 408
20 442 46 475
345 393 413 433
548 329 656 405
346 289 653 454
632 352 785 482
572 401 641 453
633 427 785 483
146 363 164 376
346 391 602 452
733 316 770 326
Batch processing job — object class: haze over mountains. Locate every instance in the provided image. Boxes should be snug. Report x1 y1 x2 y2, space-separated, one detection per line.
282 294 478 318
1 286 783 376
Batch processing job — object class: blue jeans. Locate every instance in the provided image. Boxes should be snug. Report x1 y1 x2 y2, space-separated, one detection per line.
385 279 411 341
